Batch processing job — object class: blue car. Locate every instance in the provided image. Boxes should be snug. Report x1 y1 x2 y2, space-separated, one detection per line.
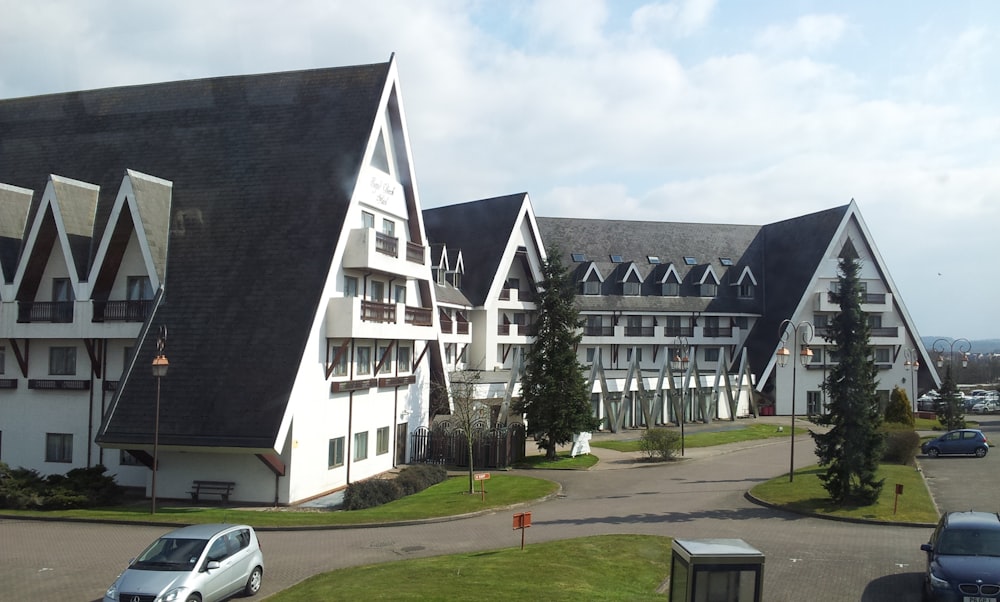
922 511 1000 601
921 429 989 458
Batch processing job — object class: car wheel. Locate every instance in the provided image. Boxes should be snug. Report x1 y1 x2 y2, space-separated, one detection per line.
185 595 201 602
975 447 988 458
926 447 940 458
244 565 263 596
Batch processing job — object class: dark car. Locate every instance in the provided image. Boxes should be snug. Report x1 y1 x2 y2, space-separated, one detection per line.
922 511 1000 601
921 429 989 458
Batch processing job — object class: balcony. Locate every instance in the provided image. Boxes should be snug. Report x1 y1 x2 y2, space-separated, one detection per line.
497 323 536 339
498 288 536 304
342 228 427 279
584 325 614 337
28 379 90 390
625 326 655 337
817 290 892 312
704 326 734 338
93 300 153 322
664 326 695 337
326 297 435 340
17 301 73 323
870 326 900 339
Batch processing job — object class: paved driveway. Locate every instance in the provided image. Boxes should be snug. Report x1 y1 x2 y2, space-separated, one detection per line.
917 415 1000 516
1 425 954 601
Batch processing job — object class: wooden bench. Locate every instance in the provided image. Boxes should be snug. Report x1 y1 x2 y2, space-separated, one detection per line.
188 480 235 503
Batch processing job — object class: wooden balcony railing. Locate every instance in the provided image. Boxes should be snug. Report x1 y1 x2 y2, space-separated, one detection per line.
440 318 454 333
361 300 396 323
17 301 74 323
625 326 655 337
92 300 153 322
456 321 469 334
405 306 433 326
870 326 899 337
704 327 734 338
584 325 615 336
375 232 398 257
664 326 695 337
406 241 425 264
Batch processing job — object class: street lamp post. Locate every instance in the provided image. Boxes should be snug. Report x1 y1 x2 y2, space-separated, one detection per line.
932 337 970 430
672 337 690 457
903 348 920 413
150 326 169 514
776 320 813 483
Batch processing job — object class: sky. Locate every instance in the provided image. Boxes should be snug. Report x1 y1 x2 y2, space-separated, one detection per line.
2 1 998 341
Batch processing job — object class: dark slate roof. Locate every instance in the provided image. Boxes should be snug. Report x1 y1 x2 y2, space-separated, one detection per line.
536 217 764 314
423 194 526 306
0 61 392 449
0 184 31 281
741 204 850 377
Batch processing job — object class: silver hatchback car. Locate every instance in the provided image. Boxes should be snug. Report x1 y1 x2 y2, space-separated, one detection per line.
104 523 264 602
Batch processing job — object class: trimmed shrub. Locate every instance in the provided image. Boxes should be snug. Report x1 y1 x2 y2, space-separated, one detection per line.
881 427 920 465
394 464 448 496
638 428 681 461
0 462 124 510
342 477 402 510
885 386 915 427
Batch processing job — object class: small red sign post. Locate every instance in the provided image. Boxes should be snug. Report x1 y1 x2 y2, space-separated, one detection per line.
474 472 490 501
894 483 904 514
513 511 532 550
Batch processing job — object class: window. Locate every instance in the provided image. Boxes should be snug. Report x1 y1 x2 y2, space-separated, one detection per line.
664 315 682 334
571 253 586 262
49 347 76 376
738 282 754 299
506 278 520 290
46 433 72 463
704 348 720 362
362 211 375 229
874 347 891 364
807 391 822 415
435 268 445 285
120 450 143 466
354 431 368 461
683 256 697 265
733 317 749 330
394 284 406 304
445 344 454 364
377 426 390 455
328 437 345 468
370 280 385 302
623 281 640 296
378 346 392 374
330 344 348 376
449 272 462 288
610 255 623 263
626 347 643 363
52 278 73 302
662 281 679 296
700 282 717 297
810 347 824 364
868 315 883 329
382 218 395 236
719 257 733 266
813 314 830 329
397 347 411 373
586 347 596 363
126 276 153 300
356 347 372 375
647 256 660 264
583 280 600 295
344 275 359 298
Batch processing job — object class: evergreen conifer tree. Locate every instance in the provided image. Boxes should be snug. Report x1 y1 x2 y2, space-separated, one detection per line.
811 252 885 505
936 368 965 431
884 386 914 427
516 251 600 459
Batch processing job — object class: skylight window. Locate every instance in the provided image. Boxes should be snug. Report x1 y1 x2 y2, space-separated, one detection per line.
571 253 586 262
648 256 660 264
683 256 697 265
720 257 733 266
610 255 624 263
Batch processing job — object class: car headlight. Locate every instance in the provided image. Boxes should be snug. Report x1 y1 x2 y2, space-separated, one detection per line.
929 571 951 589
158 587 188 602
105 583 118 600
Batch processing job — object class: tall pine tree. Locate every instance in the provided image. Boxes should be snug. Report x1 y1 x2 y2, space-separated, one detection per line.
811 250 885 505
516 251 600 460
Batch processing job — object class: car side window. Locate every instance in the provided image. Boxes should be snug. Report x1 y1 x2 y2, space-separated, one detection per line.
206 537 230 562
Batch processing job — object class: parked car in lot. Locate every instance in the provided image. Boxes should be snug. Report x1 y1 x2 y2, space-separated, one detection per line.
921 511 1000 601
972 399 1000 414
921 429 990 458
104 523 263 602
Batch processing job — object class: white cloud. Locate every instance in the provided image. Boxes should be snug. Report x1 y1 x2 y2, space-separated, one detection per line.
631 0 716 39
754 14 848 54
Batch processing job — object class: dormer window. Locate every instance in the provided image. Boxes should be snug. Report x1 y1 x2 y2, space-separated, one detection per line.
448 272 462 288
662 281 680 296
738 282 754 299
584 280 600 295
700 282 717 297
623 281 640 296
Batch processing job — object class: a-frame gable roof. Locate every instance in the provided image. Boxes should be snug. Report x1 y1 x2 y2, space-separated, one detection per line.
0 182 32 285
422 193 528 306
0 60 394 449
732 265 758 286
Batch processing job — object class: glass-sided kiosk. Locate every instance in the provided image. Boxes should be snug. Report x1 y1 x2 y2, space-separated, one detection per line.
669 538 764 602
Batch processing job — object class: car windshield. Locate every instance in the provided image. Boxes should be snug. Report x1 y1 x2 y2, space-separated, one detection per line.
132 537 208 571
937 529 1000 556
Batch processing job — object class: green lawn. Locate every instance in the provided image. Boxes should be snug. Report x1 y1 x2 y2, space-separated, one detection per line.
590 423 805 453
514 451 600 470
0 474 558 528
269 534 673 601
750 462 938 524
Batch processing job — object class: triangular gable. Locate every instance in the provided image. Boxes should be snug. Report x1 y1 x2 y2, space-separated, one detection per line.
449 249 465 275
618 262 644 283
13 175 99 301
580 262 605 283
697 264 721 285
89 170 173 294
731 265 758 287
0 182 32 286
657 263 681 284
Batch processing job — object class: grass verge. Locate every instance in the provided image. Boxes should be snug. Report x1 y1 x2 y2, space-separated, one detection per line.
750 463 937 524
0 474 558 528
269 534 673 601
514 451 599 470
590 423 805 453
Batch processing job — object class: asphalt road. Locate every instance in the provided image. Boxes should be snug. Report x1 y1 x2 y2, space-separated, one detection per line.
5 418 997 602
